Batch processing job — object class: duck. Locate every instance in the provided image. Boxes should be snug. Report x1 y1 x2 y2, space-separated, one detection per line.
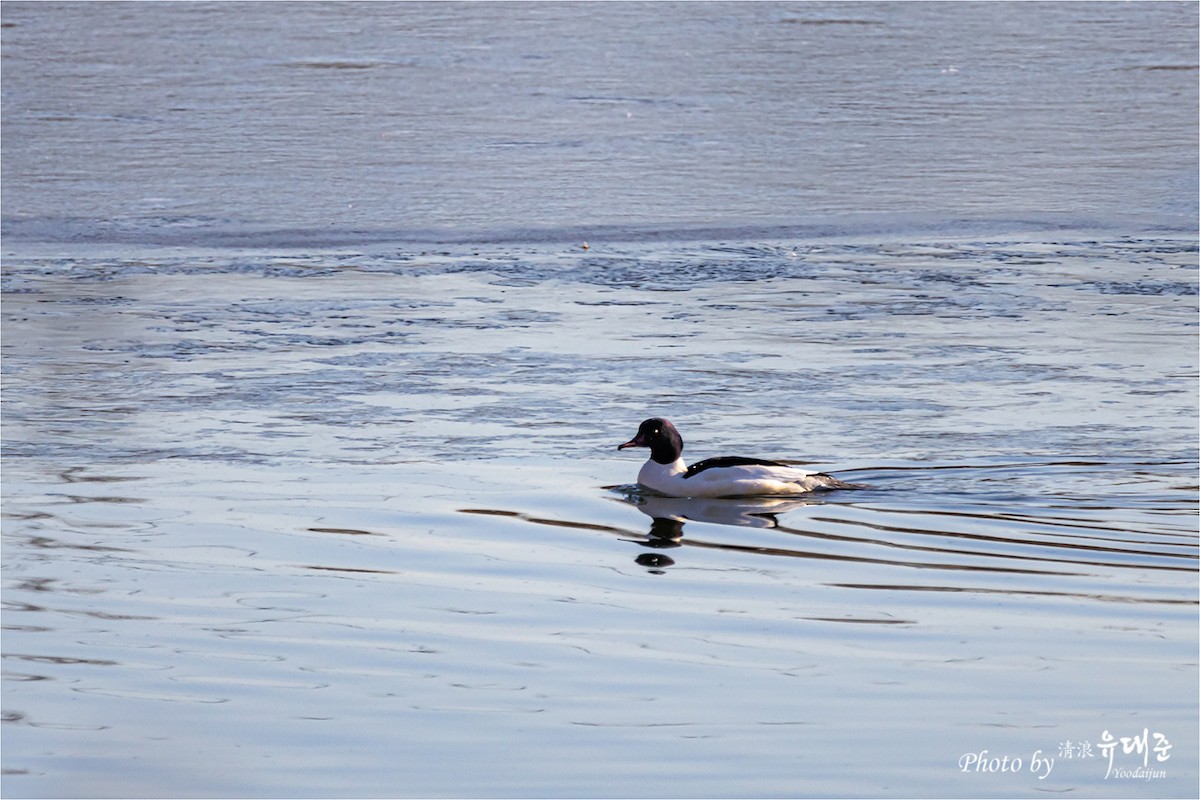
617 417 850 498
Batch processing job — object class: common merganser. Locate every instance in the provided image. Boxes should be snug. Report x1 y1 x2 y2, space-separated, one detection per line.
617 418 850 498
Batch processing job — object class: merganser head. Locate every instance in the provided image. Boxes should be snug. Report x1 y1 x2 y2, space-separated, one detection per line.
617 418 684 464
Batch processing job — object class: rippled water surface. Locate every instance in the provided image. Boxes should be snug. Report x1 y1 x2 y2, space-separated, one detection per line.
3 2 1198 799
4 232 1197 798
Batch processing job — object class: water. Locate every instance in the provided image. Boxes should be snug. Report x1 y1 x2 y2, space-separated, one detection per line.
3 1 1197 239
2 3 1197 799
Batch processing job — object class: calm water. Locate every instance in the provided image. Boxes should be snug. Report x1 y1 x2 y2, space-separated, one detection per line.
2 3 1198 799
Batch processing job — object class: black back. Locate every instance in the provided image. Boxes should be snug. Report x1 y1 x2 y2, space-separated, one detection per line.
683 456 789 479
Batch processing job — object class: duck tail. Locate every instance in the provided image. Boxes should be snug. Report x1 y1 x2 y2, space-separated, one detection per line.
810 472 869 491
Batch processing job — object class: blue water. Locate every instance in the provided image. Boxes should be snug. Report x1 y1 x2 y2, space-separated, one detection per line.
2 3 1197 798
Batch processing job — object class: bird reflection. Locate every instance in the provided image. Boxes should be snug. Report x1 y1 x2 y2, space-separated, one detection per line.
619 493 820 572
461 493 833 575
631 494 818 528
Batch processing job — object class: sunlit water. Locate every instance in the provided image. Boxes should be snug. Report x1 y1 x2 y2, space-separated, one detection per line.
3 3 1198 799
4 232 1196 798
